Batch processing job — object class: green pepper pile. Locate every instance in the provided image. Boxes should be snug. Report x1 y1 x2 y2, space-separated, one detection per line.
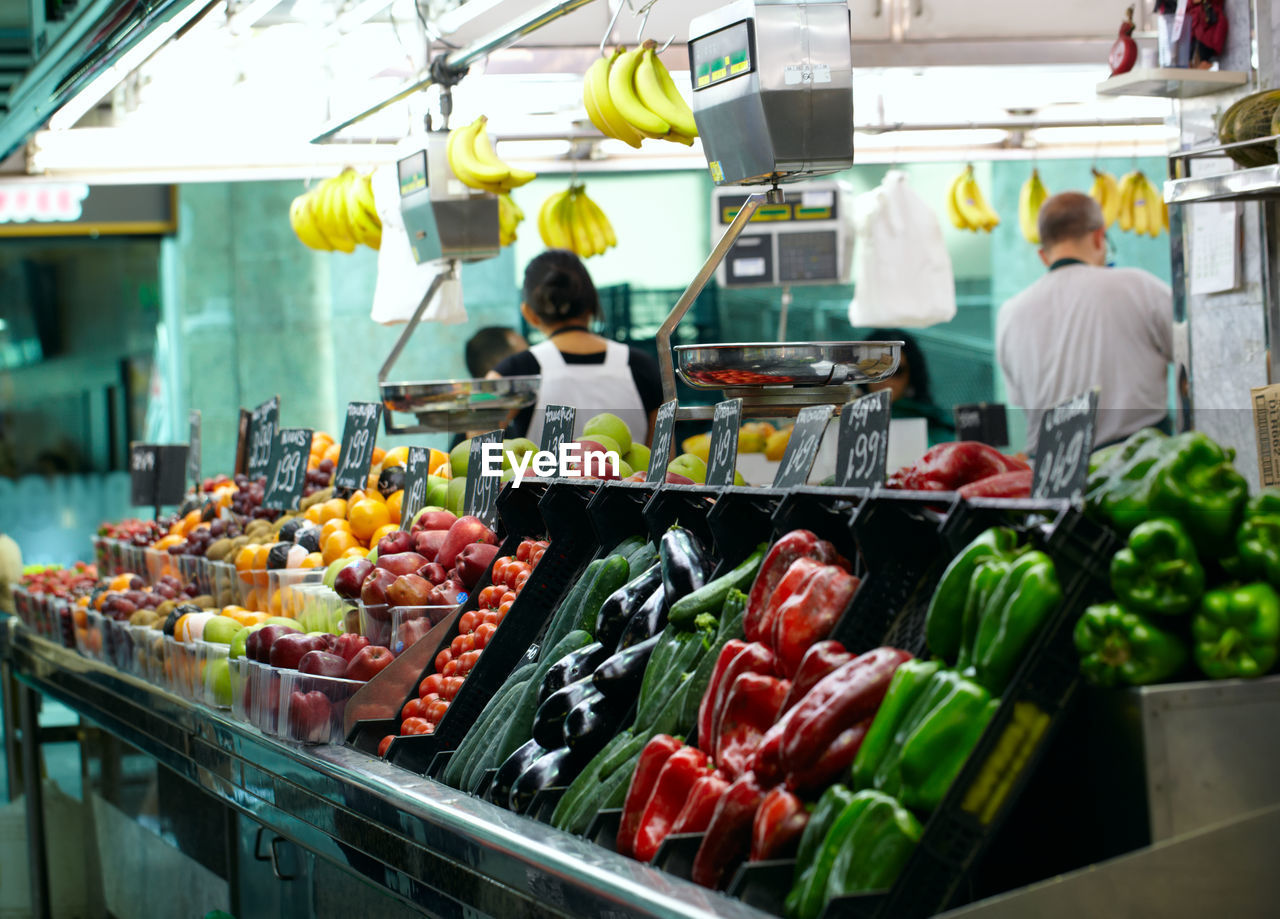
1080 428 1280 686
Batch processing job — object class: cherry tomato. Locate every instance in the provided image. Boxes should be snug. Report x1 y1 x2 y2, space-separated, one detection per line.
458 610 480 634
401 698 427 721
400 717 433 736
478 585 503 609
536 540 550 551
481 609 501 626
434 649 452 672
514 569 531 591
498 600 513 617
441 676 465 700
419 673 445 698
531 548 546 568
451 632 476 655
505 561 531 590
516 541 533 562
378 735 395 757
459 649 482 672
442 659 460 677
473 622 496 649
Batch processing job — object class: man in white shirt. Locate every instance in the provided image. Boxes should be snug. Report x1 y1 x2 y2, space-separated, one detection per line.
997 191 1173 455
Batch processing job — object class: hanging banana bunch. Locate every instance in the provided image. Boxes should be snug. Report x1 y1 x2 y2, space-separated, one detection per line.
289 169 381 252
446 116 537 193
1116 170 1168 238
946 164 999 232
1089 167 1122 228
498 193 524 247
584 40 698 147
1018 169 1049 245
538 185 617 258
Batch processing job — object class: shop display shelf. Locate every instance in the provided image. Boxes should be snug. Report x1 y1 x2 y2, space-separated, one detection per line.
132 625 164 682
1095 67 1247 98
144 548 182 585
230 656 253 724
1165 163 1280 203
78 610 106 661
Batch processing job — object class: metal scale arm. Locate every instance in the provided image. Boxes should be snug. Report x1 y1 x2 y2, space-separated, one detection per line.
377 262 456 384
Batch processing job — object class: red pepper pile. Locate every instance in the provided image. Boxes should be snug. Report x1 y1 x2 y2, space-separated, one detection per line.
886 441 1031 499
377 538 547 755
617 529 916 889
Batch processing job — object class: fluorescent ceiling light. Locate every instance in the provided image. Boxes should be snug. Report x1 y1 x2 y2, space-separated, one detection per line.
228 0 285 35
333 0 394 34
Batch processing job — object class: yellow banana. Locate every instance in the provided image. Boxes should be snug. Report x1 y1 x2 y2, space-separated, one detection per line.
567 191 594 257
539 189 573 249
1117 172 1139 233
945 172 969 230
344 171 382 249
319 177 357 253
579 193 616 249
1018 169 1047 245
1090 169 1121 228
576 190 610 257
608 45 670 138
956 166 998 232
289 194 332 250
1143 174 1164 237
635 45 698 139
586 51 644 148
448 118 507 188
1161 197 1169 232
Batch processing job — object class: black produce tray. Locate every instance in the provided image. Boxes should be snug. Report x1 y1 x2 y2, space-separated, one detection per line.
584 807 623 851
645 485 782 581
727 859 794 916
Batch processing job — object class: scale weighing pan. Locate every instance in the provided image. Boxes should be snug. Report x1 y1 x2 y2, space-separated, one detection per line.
675 341 900 390
379 376 539 434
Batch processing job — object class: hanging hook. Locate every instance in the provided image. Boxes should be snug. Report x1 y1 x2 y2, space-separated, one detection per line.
600 0 631 58
634 0 674 51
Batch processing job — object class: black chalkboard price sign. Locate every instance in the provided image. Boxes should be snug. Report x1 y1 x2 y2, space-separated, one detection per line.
1032 390 1099 502
646 400 679 484
400 447 431 531
539 404 577 456
246 396 280 479
953 402 1009 448
837 390 892 488
465 431 505 529
705 398 743 487
188 409 202 488
131 443 190 512
333 401 383 491
263 428 313 511
774 405 834 488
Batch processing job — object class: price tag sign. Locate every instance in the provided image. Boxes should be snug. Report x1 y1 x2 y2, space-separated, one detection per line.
837 390 892 488
263 427 313 511
773 405 834 488
333 401 383 490
646 400 679 484
465 430 505 529
954 402 1009 448
246 396 280 478
539 404 577 456
233 408 251 476
1032 391 1098 502
400 446 432 531
130 443 158 506
188 409 201 487
706 398 744 487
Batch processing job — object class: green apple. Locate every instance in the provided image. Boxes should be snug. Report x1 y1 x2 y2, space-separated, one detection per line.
668 453 707 484
501 467 516 483
425 476 448 510
367 546 379 563
734 470 747 486
205 658 232 706
585 433 623 457
583 412 633 455
501 437 537 471
624 444 650 471
229 623 266 660
202 615 242 646
264 616 298 628
322 558 348 590
618 459 635 478
447 477 467 516
450 439 471 477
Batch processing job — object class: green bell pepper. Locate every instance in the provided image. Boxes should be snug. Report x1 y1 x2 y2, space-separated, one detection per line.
1074 602 1188 687
1109 518 1204 616
1084 427 1173 532
1192 583 1280 679
1235 491 1280 587
925 527 1021 664
823 790 922 900
954 559 1011 674
967 551 1063 695
785 784 857 919
849 659 941 791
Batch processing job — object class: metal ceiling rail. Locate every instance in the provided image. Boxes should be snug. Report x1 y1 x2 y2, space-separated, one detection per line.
310 0 602 144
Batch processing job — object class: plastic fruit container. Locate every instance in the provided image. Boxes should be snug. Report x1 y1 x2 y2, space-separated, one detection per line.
12 587 31 628
104 618 134 672
249 661 284 735
145 548 181 585
267 568 324 619
294 585 345 634
209 561 238 607
79 610 106 661
163 636 199 699
358 601 392 648
230 658 253 724
131 625 157 679
57 601 77 650
196 640 233 708
389 605 455 656
279 671 364 744
238 570 269 611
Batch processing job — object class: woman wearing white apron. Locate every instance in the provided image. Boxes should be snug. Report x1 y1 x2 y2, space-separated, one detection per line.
490 251 660 446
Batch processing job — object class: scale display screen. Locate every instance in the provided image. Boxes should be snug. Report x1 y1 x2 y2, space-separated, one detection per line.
690 19 754 90
778 230 839 283
398 152 427 197
718 191 838 225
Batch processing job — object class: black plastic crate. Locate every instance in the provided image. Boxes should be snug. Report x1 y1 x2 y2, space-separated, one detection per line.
584 807 623 852
705 487 786 576
651 831 705 882
642 484 719 550
727 859 794 916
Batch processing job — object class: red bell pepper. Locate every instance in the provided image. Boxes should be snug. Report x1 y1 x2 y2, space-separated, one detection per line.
778 647 913 777
744 531 846 643
887 442 1017 492
691 773 765 890
784 717 872 796
701 641 777 757
782 640 853 711
696 640 747 754
670 771 730 836
770 566 861 678
715 672 791 781
617 734 684 858
633 746 710 862
750 787 809 862
754 558 824 650
957 469 1033 499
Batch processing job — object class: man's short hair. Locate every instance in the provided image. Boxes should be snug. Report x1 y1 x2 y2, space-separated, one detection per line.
465 326 524 377
1038 192 1105 250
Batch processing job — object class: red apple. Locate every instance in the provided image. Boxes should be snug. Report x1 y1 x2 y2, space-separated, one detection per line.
333 632 370 663
665 471 696 485
395 617 434 652
413 510 457 533
246 624 301 664
376 530 415 557
298 650 350 677
345 645 394 681
361 567 397 608
335 558 374 601
417 562 447 584
436 516 498 569
413 529 447 561
386 573 434 608
425 580 464 607
269 632 330 669
375 551 430 577
287 690 334 743
455 543 499 589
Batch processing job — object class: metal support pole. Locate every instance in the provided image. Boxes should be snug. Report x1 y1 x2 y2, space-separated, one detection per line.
19 684 50 919
778 285 792 341
2 659 17 802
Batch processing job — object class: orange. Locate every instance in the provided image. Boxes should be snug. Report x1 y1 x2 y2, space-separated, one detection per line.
300 552 324 568
312 431 334 454
235 545 258 583
317 497 348 523
369 523 400 548
268 589 283 616
180 509 203 535
320 518 352 544
340 546 368 560
382 446 410 468
242 588 263 612
322 442 341 465
242 611 269 626
427 448 451 476
386 489 403 525
304 504 323 523
322 530 359 565
153 534 183 551
348 499 391 543
370 446 386 467
253 544 271 570
108 574 133 592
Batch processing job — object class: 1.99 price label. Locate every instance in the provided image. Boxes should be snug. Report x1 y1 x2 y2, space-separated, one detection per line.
263 428 312 511
333 401 383 491
837 390 891 489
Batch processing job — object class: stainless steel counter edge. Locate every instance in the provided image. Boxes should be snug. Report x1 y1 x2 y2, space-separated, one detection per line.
1 618 770 919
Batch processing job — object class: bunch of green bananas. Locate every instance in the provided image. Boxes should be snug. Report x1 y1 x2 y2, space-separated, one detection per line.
1113 170 1168 238
447 115 536 193
1018 169 1049 245
584 40 698 147
538 186 616 258
498 193 524 247
289 169 381 252
946 165 999 232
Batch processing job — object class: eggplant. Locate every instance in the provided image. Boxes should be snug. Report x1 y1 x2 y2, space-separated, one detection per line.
509 746 584 814
563 691 633 758
488 738 546 809
538 642 609 705
660 526 711 607
592 633 659 698
595 563 662 650
615 583 668 651
532 678 601 750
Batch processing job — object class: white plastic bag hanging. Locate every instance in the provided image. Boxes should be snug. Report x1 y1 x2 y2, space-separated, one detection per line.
848 170 956 329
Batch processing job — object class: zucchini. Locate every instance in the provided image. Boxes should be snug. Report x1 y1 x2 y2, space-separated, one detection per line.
492 630 593 769
624 541 659 574
443 663 536 787
667 542 767 627
575 554 630 634
458 678 530 791
552 729 650 833
540 559 603 658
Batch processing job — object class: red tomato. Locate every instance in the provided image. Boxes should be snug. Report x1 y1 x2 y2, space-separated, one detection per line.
531 547 546 568
401 698 427 720
481 609 501 626
451 632 476 655
473 622 496 648
424 698 450 722
400 717 433 736
514 569 531 591
536 540 550 551
459 649 482 672
505 561 530 589
491 558 512 585
419 673 445 698
442 659 460 677
419 692 441 706
516 541 533 562
434 649 452 672
478 585 503 609
500 590 517 607
441 676 465 700
378 735 394 757
498 600 513 617
458 610 480 634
